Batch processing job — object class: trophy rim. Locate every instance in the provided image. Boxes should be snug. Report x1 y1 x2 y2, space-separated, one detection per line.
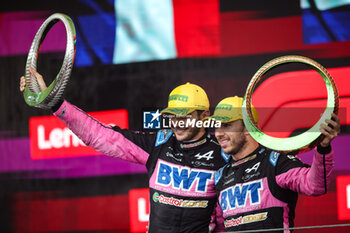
23 13 76 109
242 55 339 154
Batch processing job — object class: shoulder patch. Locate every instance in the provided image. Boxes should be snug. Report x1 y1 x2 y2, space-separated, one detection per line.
259 148 265 154
269 151 280 166
155 129 173 147
286 154 301 162
215 166 226 185
221 149 231 163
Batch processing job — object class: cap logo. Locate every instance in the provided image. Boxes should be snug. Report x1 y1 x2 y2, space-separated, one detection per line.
213 116 232 122
169 94 188 102
215 104 232 111
166 108 188 115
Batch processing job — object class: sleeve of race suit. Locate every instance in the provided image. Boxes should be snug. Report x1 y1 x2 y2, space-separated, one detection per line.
275 146 334 196
53 100 155 165
209 202 225 233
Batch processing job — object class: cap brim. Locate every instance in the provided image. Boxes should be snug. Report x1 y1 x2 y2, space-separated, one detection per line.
161 108 195 116
204 115 234 123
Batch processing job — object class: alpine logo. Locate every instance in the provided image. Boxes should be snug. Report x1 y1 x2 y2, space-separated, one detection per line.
245 162 260 173
194 150 214 160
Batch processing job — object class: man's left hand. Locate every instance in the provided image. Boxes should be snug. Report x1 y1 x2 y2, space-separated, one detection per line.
319 113 340 147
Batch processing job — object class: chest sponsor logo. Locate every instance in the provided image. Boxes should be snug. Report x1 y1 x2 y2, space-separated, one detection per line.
223 178 235 186
287 155 300 162
156 161 214 193
242 162 261 182
153 192 208 208
166 152 183 162
224 212 267 228
191 161 214 167
269 151 280 166
220 180 263 211
194 150 214 160
245 162 260 173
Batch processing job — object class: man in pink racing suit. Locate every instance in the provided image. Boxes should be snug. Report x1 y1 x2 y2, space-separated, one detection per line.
208 96 340 233
20 71 227 233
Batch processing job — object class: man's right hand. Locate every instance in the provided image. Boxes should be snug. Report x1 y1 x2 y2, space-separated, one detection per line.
20 67 48 92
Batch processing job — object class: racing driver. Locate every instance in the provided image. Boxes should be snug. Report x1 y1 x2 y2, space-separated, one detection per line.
209 96 340 232
20 70 228 233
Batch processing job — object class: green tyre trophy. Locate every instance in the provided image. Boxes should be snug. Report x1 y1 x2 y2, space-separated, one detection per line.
242 55 339 154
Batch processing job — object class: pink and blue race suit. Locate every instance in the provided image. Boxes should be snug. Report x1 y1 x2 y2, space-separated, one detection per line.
53 100 228 233
214 145 334 233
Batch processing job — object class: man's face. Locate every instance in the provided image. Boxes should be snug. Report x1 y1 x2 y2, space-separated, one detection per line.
170 111 203 142
215 120 247 155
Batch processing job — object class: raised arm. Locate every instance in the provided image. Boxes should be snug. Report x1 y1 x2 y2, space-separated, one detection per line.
20 69 153 165
276 114 340 195
53 100 152 165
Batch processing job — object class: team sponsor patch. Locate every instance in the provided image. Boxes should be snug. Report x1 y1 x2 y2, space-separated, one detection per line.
269 151 280 166
215 166 225 185
194 150 214 160
221 149 231 162
166 151 183 162
153 192 208 208
220 179 263 211
287 154 301 162
224 212 268 228
242 162 261 182
245 162 260 173
191 161 214 167
156 160 214 193
155 129 173 146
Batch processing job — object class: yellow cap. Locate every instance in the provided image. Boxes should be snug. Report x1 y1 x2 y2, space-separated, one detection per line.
161 82 209 116
207 96 259 123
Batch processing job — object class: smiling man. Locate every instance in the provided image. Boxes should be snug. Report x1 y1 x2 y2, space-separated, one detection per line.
161 82 213 141
20 73 227 233
210 96 340 233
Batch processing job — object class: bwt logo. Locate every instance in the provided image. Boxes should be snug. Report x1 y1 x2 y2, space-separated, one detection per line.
143 110 161 129
156 161 214 193
220 180 263 211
